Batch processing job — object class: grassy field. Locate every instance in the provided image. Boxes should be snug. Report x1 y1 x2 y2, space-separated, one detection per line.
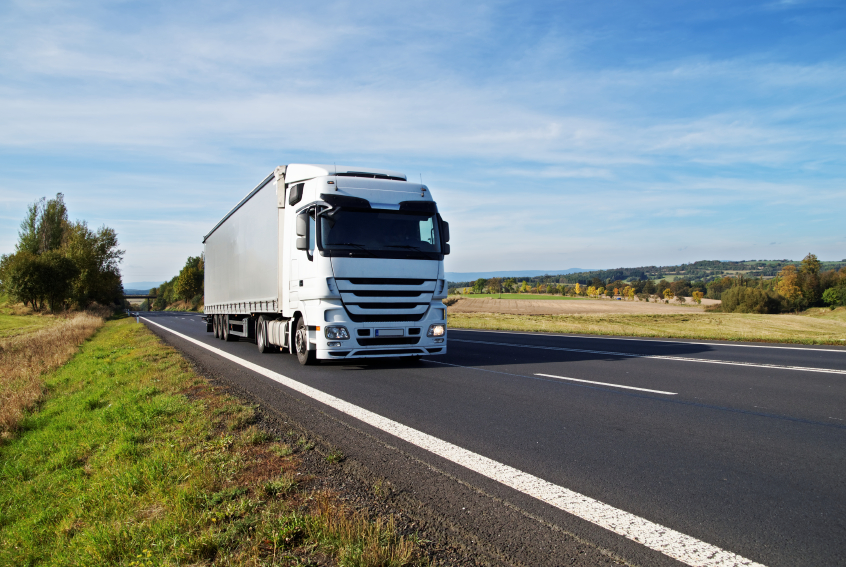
0 316 420 566
448 307 846 345
457 293 589 300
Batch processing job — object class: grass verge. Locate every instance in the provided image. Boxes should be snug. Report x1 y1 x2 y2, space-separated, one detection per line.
448 307 846 345
0 311 105 439
0 317 419 566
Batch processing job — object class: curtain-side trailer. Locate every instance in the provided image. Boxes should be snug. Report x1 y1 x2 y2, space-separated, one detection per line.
202 164 451 365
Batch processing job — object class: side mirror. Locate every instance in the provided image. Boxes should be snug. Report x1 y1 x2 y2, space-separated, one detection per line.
296 237 308 250
443 243 450 255
288 183 303 206
296 212 308 236
441 221 450 243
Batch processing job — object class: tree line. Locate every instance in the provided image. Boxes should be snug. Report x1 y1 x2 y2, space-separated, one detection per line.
138 255 204 311
451 253 846 313
0 194 124 311
450 258 846 289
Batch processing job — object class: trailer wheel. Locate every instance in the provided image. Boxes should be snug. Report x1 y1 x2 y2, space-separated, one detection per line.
295 317 316 365
213 315 220 338
256 316 271 353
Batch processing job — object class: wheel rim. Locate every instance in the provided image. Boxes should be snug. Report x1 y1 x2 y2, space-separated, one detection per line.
296 327 307 354
258 321 265 347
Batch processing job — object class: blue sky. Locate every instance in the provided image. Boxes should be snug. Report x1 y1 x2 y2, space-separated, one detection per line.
1 0 844 283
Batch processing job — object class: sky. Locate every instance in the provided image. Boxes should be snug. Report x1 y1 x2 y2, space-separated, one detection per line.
1 0 844 284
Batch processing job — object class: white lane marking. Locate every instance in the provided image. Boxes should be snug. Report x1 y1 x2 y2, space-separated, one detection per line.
455 328 846 354
535 373 677 395
142 317 764 567
451 338 846 375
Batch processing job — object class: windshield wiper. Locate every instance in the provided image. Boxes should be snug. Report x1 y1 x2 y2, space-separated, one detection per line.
385 244 438 258
327 242 376 257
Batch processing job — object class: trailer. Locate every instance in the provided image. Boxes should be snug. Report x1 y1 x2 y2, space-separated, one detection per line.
202 164 451 364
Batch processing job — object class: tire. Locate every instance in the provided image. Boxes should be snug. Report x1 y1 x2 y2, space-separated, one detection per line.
256 316 268 353
295 317 316 365
213 315 220 338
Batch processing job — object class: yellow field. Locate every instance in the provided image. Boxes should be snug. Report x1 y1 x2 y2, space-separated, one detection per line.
448 307 846 345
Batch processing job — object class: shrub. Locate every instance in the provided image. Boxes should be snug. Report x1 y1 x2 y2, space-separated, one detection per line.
822 286 846 307
721 287 784 314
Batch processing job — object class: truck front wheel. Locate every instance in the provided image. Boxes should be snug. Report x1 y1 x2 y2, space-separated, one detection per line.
295 317 316 365
213 315 220 338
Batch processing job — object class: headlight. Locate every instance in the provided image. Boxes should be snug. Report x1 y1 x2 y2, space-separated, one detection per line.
324 326 350 340
427 324 445 337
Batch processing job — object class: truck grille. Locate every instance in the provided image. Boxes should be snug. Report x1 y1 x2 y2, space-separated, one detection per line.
336 278 436 323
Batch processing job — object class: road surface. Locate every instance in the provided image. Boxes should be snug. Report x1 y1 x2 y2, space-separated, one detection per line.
141 312 846 567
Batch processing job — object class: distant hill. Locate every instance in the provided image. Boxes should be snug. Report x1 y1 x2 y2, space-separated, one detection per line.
446 268 595 283
122 281 165 292
447 259 846 287
124 289 155 295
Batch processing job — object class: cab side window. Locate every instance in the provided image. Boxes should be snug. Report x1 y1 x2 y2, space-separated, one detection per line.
308 208 316 260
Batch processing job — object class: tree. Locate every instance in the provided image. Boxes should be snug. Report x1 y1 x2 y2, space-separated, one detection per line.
691 291 704 304
799 253 822 305
0 195 123 311
519 280 529 293
822 286 846 307
64 221 124 307
488 277 503 295
777 265 804 312
574 283 581 296
472 278 487 294
643 280 656 295
663 288 673 300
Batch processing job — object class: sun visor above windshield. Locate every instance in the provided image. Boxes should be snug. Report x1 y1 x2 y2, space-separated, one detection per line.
320 193 371 209
285 164 406 185
399 201 438 213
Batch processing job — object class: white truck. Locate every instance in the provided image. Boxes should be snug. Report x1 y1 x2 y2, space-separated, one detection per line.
202 164 451 364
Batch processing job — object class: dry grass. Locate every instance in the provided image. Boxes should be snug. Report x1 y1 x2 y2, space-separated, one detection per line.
448 307 846 345
0 311 104 439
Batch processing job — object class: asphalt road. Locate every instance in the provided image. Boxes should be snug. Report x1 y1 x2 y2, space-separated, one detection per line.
141 312 846 567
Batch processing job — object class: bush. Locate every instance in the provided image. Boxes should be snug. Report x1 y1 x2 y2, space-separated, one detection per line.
721 287 784 314
822 286 846 307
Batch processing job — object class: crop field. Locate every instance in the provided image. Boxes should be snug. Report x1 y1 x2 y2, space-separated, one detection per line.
448 307 846 345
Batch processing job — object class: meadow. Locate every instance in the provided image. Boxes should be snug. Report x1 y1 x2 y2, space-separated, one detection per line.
447 307 846 345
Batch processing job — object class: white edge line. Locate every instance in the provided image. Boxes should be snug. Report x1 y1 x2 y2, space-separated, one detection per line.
454 328 846 353
141 316 765 567
535 373 677 395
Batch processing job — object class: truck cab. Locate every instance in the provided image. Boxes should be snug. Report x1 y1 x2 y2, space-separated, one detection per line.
203 164 450 365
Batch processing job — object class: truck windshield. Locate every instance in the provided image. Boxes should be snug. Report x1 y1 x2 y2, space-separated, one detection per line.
320 208 441 257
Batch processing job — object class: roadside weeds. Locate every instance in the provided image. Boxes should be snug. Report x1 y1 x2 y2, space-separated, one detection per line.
0 310 105 440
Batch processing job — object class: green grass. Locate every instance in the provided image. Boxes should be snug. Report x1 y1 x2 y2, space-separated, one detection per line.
0 317 418 566
448 307 846 345
457 293 590 300
0 313 59 339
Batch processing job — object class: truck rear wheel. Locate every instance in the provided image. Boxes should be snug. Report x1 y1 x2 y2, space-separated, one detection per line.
295 317 316 365
256 316 276 353
213 315 220 338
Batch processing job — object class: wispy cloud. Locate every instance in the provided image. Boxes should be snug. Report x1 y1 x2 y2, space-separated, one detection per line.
1 0 844 274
